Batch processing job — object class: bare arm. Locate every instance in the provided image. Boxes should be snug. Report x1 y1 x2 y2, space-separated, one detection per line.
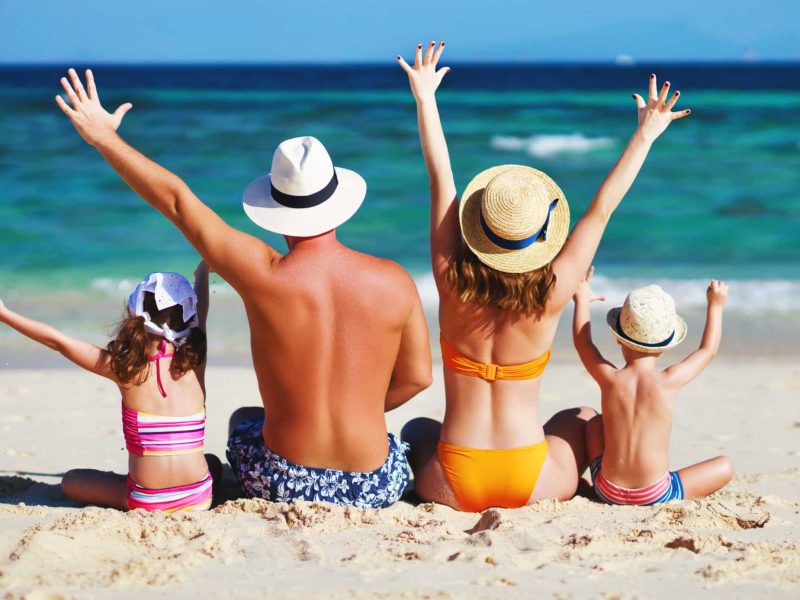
664 281 727 387
0 300 114 379
385 290 433 412
549 75 692 311
193 260 210 332
572 267 617 384
55 68 280 293
397 43 458 287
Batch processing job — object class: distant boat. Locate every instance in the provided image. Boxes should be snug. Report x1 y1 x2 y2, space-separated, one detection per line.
615 54 635 66
742 49 760 63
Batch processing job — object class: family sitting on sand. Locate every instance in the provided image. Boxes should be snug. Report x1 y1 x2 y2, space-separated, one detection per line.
0 43 733 513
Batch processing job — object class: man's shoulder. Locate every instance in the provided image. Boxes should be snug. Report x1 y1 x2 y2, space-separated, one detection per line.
347 253 418 295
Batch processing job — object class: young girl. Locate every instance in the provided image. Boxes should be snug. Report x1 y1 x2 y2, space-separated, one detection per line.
0 261 218 512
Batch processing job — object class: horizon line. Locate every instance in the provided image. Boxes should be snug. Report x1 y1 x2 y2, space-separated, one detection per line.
1 59 799 68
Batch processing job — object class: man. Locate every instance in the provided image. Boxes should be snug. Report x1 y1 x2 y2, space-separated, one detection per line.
56 68 432 508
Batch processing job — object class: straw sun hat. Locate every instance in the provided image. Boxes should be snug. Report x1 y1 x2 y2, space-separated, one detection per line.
459 165 570 273
606 285 688 353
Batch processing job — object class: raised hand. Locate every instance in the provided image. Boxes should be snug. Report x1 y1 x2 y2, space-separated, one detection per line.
707 280 729 307
574 266 606 304
55 68 133 146
632 74 691 143
397 42 450 102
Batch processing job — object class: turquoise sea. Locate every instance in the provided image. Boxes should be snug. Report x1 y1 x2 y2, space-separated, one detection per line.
1 64 798 363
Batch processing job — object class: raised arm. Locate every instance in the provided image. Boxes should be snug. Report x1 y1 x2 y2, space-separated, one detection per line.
0 299 114 379
193 260 210 332
664 280 727 387
549 75 692 311
385 280 433 412
397 42 458 286
55 69 280 293
572 267 617 383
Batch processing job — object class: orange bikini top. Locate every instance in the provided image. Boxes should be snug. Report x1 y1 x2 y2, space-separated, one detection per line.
440 334 550 382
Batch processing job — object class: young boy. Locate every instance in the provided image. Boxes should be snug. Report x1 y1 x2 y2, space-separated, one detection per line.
572 267 733 504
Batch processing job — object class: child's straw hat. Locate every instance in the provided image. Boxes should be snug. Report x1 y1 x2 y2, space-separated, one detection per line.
606 285 688 353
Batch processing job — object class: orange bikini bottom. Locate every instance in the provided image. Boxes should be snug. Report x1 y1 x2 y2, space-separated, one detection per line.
437 439 548 512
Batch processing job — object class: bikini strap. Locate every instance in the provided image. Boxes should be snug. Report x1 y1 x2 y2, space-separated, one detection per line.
148 339 175 398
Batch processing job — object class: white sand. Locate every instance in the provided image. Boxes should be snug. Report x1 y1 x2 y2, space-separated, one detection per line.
1 358 799 599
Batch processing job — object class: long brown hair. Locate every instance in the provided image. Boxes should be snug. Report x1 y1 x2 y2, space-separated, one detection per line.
444 245 556 315
107 292 206 385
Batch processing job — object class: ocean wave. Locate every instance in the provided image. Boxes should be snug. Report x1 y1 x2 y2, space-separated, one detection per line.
412 273 800 313
88 274 800 313
90 278 233 297
490 133 615 158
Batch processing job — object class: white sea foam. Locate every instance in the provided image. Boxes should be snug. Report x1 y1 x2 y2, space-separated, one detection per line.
90 278 233 297
490 133 615 158
88 274 800 314
412 272 800 314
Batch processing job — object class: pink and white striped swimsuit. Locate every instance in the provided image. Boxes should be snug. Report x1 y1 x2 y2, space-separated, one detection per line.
126 473 213 512
590 456 684 505
122 405 206 456
121 343 212 512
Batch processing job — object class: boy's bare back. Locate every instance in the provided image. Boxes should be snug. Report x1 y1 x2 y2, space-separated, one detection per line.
573 270 732 495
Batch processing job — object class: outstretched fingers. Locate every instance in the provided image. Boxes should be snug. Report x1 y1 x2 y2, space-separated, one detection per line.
397 55 413 74
671 108 692 120
423 41 436 65
414 44 423 67
648 73 657 101
68 68 88 101
54 94 76 117
432 41 446 66
665 90 680 111
113 103 133 123
60 77 80 107
657 81 670 106
85 69 98 100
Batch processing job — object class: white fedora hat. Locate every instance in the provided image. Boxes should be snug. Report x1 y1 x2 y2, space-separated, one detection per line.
606 285 687 353
243 136 367 237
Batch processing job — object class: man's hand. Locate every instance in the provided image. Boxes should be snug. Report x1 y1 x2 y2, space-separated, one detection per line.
707 280 729 308
55 68 132 146
632 74 691 143
397 41 450 103
574 266 605 304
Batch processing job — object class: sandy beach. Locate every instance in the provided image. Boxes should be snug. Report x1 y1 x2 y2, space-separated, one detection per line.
1 345 798 599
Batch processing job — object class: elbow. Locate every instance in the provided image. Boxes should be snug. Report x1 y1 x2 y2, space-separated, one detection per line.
164 178 191 222
411 371 433 395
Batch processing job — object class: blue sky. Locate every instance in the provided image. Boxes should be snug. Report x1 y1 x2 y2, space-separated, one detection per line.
1 0 798 63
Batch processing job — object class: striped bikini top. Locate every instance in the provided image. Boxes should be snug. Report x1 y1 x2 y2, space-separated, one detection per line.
440 334 551 382
122 404 206 456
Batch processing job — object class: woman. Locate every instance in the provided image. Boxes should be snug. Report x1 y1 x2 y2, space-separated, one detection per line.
397 42 691 511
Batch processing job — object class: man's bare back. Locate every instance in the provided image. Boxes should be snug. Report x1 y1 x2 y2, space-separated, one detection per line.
245 235 430 471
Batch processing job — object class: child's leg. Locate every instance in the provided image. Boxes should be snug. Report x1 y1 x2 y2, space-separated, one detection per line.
676 456 734 500
585 413 605 464
61 469 127 510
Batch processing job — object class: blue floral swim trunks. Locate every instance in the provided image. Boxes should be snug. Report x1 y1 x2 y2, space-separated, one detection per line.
226 418 410 508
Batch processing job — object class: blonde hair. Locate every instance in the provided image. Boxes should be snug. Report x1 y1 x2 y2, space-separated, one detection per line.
444 245 556 315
